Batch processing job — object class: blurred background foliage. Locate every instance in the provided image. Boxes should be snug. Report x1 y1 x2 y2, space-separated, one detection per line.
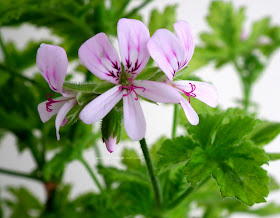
0 0 280 217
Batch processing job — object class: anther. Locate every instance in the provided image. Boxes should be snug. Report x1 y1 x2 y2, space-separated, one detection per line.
119 78 145 100
183 83 196 103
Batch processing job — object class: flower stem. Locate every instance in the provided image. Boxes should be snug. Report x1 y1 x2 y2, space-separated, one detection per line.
167 176 210 209
79 158 103 193
139 138 162 208
172 104 179 139
0 168 42 181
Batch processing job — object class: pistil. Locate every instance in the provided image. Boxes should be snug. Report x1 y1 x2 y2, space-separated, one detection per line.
119 78 145 100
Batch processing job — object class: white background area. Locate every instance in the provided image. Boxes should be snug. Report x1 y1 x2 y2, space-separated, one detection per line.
0 0 280 217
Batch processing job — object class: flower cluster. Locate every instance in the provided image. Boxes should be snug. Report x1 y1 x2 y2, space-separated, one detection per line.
37 18 218 153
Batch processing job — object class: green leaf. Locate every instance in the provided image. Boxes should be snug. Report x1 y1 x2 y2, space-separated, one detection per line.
5 186 42 218
184 110 269 206
121 148 142 169
148 5 177 35
156 136 199 174
247 121 280 146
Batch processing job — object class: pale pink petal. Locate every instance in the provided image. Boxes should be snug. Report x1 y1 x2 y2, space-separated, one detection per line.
133 80 181 103
79 33 121 84
104 136 117 153
180 98 199 125
123 90 146 141
36 44 68 93
55 99 77 140
117 18 150 79
37 96 70 123
79 86 123 124
174 21 195 64
172 81 218 108
147 29 185 81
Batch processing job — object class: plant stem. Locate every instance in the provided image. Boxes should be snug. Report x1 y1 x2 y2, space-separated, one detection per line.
172 104 179 139
233 60 252 111
124 0 152 18
0 168 42 181
167 176 210 209
79 158 103 193
242 81 251 112
139 138 162 208
0 64 37 85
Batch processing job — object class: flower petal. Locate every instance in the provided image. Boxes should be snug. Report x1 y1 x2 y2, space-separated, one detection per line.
133 80 181 103
37 96 70 123
123 90 146 141
172 80 218 108
117 18 150 79
147 29 185 81
174 21 195 64
55 99 77 140
79 86 123 124
104 136 117 153
79 33 121 84
36 44 68 93
180 98 199 125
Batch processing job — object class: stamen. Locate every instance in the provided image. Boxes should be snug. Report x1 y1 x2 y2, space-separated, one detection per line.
45 93 67 112
119 78 145 100
182 83 196 103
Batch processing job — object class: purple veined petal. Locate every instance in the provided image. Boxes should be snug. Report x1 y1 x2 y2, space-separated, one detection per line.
55 99 77 140
117 18 150 79
147 29 185 81
104 136 117 153
36 44 68 93
133 80 181 103
79 33 122 85
173 21 195 64
79 85 123 124
37 96 71 123
123 90 146 141
180 98 199 125
172 80 218 108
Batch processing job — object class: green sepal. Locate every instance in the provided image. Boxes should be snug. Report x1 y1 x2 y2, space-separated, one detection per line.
101 107 123 143
63 82 114 94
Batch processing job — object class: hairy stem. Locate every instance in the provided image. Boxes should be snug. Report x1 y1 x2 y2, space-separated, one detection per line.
0 168 42 181
167 176 210 209
172 104 179 139
124 0 152 18
139 138 162 208
79 158 103 193
0 64 37 85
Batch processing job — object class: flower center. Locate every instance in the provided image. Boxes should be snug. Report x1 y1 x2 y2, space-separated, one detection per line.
46 93 67 112
119 78 145 100
182 83 196 103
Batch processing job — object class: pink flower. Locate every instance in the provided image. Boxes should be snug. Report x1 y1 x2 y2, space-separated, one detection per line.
37 44 77 140
147 21 218 125
79 18 181 141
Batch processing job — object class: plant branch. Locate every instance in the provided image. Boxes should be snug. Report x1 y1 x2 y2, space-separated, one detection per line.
124 0 152 18
79 158 104 193
167 176 210 209
0 64 37 85
172 104 179 139
0 168 42 181
139 138 162 208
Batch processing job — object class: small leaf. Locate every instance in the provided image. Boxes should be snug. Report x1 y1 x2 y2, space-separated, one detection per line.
247 121 280 146
156 136 199 174
148 5 177 35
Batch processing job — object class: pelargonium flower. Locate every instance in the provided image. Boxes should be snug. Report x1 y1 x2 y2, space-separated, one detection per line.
79 18 182 141
37 44 77 140
147 21 218 125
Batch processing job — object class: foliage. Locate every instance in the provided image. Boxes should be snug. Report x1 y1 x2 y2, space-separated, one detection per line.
0 0 280 218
